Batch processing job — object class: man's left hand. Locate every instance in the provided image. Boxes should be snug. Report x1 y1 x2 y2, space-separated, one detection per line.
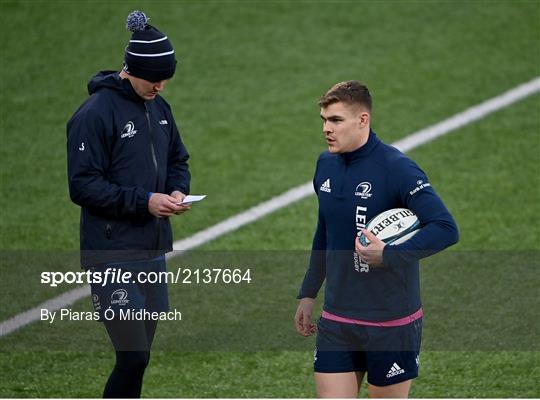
170 191 191 215
355 229 386 266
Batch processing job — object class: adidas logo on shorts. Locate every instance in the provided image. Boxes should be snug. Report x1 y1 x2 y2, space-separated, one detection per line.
386 362 405 378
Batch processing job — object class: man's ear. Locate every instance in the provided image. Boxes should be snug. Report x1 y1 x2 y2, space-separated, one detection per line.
359 110 370 128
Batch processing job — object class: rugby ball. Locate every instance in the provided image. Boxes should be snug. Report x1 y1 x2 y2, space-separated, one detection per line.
359 208 420 246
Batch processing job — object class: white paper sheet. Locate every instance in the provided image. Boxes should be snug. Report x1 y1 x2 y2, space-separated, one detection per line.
178 195 206 204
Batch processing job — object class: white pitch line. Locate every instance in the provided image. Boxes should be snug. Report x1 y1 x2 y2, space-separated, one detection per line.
392 77 540 153
1 76 539 338
170 182 313 253
0 286 91 337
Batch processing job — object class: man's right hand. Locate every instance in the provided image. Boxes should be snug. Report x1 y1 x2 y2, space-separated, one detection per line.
294 297 316 337
148 193 188 217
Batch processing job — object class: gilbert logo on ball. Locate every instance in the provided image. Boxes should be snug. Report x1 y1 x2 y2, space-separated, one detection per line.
359 208 420 246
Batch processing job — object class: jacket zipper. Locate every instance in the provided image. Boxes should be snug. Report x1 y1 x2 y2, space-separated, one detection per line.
145 104 159 177
144 103 161 250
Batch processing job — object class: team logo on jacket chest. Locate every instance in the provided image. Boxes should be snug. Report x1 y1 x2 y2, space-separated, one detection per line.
355 182 372 199
120 121 138 139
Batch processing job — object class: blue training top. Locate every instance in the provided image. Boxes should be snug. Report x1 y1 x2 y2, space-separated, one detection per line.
298 131 459 321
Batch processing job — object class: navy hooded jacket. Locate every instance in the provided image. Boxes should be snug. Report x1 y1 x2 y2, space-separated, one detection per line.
298 131 459 321
67 71 190 267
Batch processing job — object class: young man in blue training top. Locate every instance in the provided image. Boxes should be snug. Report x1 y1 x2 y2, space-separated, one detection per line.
294 81 459 398
67 11 191 398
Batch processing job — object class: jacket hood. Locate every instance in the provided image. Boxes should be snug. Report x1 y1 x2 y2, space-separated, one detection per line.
87 71 141 101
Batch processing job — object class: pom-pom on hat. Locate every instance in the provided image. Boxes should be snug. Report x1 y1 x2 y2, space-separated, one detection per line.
123 11 177 82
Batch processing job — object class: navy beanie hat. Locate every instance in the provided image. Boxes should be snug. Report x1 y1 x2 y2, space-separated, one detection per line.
123 11 177 82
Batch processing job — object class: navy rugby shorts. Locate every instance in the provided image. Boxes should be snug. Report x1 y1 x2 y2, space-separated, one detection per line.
314 315 422 386
89 256 169 322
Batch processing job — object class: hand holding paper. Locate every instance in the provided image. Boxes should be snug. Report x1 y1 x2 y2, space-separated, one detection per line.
177 195 206 205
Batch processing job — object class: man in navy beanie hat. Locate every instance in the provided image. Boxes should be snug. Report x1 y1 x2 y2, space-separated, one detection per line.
123 10 177 82
67 10 191 398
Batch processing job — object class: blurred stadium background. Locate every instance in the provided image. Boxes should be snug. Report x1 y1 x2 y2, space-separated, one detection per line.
1 0 539 397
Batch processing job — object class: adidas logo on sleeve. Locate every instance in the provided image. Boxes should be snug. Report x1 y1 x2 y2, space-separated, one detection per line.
386 362 405 378
320 179 331 193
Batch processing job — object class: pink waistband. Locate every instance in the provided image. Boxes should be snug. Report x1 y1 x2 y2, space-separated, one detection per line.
322 308 423 327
